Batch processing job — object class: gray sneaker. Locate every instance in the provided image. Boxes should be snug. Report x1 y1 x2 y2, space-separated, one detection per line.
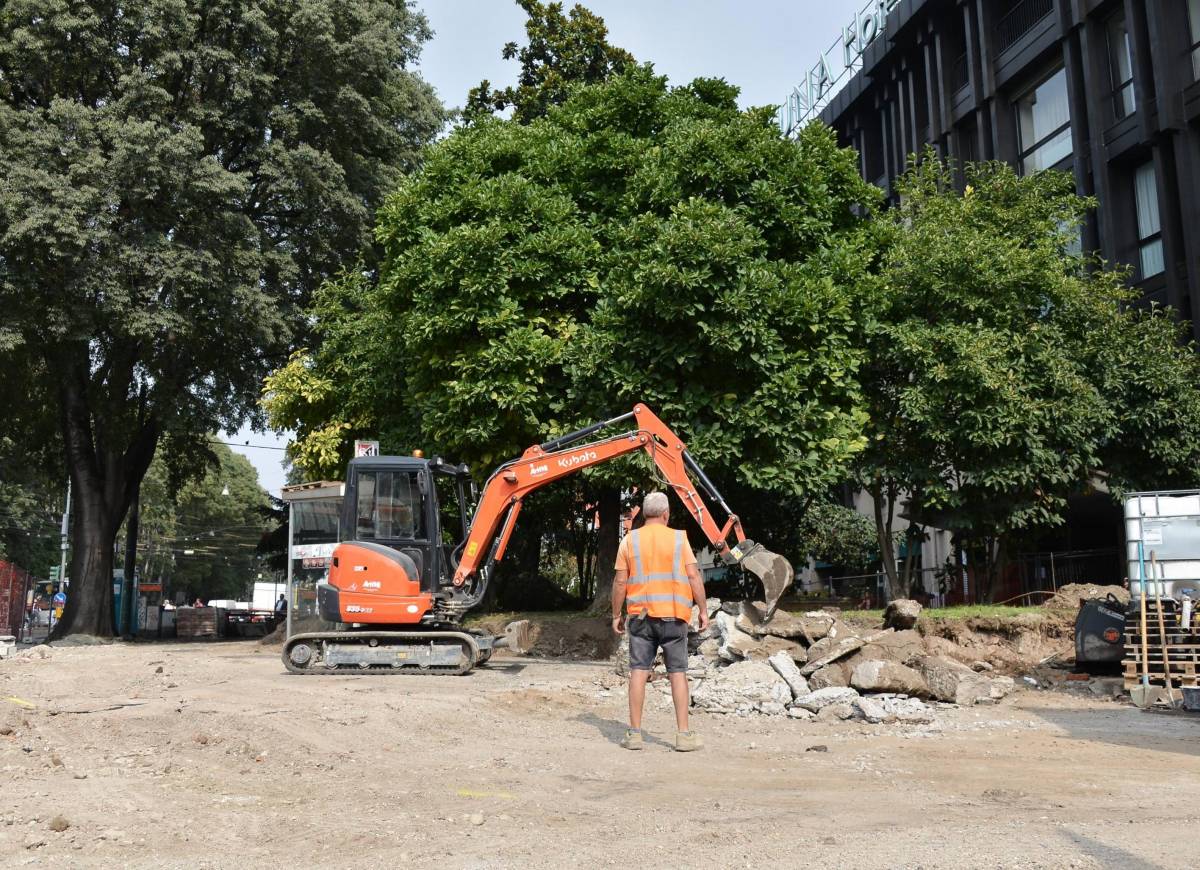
675 731 703 752
620 729 645 750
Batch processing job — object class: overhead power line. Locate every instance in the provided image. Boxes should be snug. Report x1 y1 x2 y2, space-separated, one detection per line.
209 438 288 452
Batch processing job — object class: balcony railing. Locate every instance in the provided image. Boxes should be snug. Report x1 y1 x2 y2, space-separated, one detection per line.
997 0 1054 54
951 53 969 93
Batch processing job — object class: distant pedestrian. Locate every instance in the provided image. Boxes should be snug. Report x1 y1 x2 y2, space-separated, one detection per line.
611 491 708 752
275 594 287 617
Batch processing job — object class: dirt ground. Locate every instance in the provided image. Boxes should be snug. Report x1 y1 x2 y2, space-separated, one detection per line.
1 640 1198 869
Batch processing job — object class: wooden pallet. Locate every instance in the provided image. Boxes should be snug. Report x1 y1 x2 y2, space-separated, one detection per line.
1123 645 1200 688
1122 600 1200 688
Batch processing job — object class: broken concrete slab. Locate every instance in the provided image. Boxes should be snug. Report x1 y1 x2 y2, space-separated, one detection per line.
850 629 925 667
793 686 860 713
754 636 806 661
816 701 858 722
690 660 792 715
850 660 930 697
800 631 875 676
767 650 810 700
915 656 993 705
883 599 922 630
714 611 758 662
878 696 934 723
809 663 849 690
989 676 1016 700
853 695 890 724
735 602 828 642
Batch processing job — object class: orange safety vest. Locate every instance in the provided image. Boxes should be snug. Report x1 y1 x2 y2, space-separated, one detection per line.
625 527 694 621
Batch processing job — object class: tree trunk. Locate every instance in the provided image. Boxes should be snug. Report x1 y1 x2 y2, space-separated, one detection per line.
50 362 158 639
587 487 620 614
54 478 119 638
870 480 904 602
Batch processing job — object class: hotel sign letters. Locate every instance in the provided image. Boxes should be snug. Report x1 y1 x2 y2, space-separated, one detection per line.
780 0 899 134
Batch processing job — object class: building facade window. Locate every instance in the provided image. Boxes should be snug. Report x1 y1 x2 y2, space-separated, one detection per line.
1107 14 1135 120
1189 0 1200 80
1134 162 1164 280
1016 68 1072 174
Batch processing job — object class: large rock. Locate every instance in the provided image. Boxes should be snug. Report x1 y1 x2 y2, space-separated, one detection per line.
768 650 810 699
915 656 993 705
793 686 860 713
850 660 930 697
883 598 923 630
690 660 792 714
809 663 849 690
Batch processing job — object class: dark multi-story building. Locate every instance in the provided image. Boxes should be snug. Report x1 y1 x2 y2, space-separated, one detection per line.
817 0 1200 340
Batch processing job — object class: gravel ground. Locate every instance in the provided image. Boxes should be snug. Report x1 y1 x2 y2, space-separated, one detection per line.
1 640 1198 869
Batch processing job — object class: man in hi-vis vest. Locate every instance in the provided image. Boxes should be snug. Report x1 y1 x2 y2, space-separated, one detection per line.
611 491 709 751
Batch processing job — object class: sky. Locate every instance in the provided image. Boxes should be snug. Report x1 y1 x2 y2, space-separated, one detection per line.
229 0 863 498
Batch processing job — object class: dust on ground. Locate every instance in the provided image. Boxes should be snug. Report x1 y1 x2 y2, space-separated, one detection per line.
2 640 1198 869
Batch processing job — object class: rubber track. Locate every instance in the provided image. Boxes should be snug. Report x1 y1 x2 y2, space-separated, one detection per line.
282 631 480 676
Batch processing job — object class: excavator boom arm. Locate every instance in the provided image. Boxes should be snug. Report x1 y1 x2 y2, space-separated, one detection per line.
452 404 745 586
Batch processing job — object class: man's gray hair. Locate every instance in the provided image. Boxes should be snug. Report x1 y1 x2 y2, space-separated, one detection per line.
642 491 670 518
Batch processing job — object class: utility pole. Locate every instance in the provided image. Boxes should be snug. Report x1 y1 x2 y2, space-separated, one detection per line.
122 486 140 639
54 479 71 635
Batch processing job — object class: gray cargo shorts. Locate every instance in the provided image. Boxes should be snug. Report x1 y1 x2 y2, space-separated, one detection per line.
627 615 689 673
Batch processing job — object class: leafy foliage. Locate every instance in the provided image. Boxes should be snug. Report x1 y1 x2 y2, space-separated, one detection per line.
267 69 879 509
795 502 887 572
465 0 634 123
0 0 443 635
129 443 272 602
863 155 1200 599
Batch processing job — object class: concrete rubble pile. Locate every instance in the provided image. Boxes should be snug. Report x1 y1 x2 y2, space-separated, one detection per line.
658 598 1017 722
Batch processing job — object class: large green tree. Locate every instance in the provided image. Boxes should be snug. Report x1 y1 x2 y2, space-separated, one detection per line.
862 157 1200 601
465 0 633 123
127 443 271 603
265 67 880 607
0 0 443 637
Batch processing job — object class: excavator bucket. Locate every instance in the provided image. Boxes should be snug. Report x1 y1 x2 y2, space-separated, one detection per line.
728 540 794 622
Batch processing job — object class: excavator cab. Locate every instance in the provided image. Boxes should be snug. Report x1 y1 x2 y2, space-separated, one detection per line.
314 456 477 627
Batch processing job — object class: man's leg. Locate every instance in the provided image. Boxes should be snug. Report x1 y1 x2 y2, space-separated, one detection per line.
668 672 690 732
628 669 650 729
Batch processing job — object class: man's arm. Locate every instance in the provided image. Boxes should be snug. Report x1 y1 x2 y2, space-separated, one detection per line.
685 562 708 630
611 567 628 634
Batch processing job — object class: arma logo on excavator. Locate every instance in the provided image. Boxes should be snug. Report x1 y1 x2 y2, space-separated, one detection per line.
529 463 549 477
557 450 598 470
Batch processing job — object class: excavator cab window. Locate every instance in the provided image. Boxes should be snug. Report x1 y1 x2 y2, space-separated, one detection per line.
354 470 426 541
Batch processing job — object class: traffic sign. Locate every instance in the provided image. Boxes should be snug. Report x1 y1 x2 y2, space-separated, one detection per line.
49 565 60 581
354 440 380 457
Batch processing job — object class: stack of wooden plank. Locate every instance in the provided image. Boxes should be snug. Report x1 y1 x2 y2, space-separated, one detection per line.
176 606 217 639
1123 598 1200 689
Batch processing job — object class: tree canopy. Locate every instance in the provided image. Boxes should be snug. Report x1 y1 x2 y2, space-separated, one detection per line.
267 67 879 500
129 443 271 603
861 156 1200 599
465 0 634 123
0 0 444 636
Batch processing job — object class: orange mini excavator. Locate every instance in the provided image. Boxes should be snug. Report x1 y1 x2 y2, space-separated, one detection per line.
282 404 793 675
